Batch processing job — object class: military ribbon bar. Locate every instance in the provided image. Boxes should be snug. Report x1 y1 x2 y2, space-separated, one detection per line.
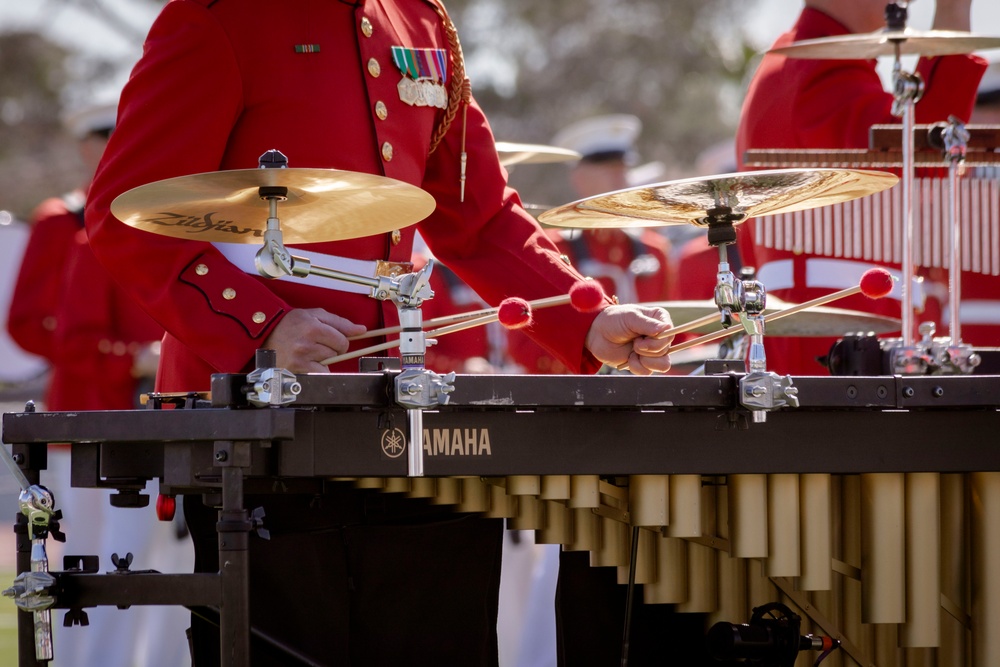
391 46 449 109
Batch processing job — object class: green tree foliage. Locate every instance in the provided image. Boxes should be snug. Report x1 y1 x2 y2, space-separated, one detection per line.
0 31 76 219
0 29 120 220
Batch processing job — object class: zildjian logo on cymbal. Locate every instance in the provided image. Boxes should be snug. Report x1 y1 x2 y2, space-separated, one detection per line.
142 211 264 237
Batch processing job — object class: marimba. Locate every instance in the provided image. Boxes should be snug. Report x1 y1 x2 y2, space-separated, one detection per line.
5 367 1000 667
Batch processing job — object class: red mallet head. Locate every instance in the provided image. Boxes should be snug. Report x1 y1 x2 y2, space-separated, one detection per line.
497 297 533 329
859 268 894 299
569 280 606 312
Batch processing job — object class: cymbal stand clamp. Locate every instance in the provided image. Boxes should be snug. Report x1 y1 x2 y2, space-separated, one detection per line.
737 283 799 423
887 322 981 375
703 212 798 421
390 261 455 477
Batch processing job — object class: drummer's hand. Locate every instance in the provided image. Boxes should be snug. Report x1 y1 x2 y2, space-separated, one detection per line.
585 305 674 375
262 308 367 373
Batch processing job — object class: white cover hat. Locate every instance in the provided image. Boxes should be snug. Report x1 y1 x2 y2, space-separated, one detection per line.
551 114 641 161
63 101 118 139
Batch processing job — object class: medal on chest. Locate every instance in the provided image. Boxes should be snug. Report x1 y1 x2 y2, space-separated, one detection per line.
391 46 449 109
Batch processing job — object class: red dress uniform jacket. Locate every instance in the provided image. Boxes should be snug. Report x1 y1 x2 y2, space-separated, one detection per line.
8 193 86 409
49 230 165 411
736 8 987 374
86 0 605 393
507 228 671 374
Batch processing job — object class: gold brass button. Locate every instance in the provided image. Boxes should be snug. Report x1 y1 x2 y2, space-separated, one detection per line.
367 58 381 77
195 263 209 276
361 17 373 37
381 142 393 161
112 341 127 356
222 288 236 300
391 229 402 245
375 101 388 120
98 339 112 354
252 312 266 324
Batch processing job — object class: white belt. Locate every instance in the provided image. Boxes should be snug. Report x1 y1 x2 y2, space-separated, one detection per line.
952 300 1000 326
756 257 923 307
213 243 411 294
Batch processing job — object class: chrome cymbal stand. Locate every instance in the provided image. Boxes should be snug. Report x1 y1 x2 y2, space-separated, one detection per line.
704 204 798 422
911 118 982 374
881 1 935 374
881 2 981 375
250 151 454 476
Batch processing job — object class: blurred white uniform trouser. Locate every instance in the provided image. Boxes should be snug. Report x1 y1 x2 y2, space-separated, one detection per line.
45 450 195 667
498 530 559 667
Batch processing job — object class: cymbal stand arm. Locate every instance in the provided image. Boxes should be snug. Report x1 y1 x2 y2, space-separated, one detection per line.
890 54 924 348
252 204 412 299
942 117 969 345
252 193 387 294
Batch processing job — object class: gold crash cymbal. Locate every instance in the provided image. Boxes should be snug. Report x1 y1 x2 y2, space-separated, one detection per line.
496 142 581 168
651 297 900 337
769 29 1000 60
111 168 438 244
537 168 898 230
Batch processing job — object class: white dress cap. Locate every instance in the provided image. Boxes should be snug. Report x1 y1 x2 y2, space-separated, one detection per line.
551 114 641 160
63 101 119 139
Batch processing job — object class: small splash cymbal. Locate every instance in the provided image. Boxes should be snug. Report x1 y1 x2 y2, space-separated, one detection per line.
769 29 1000 60
111 168 438 244
647 298 901 337
496 142 581 167
537 168 898 230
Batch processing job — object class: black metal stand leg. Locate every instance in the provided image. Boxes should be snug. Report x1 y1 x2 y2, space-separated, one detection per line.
218 466 250 667
14 513 37 667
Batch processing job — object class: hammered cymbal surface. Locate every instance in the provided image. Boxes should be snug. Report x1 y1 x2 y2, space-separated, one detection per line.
111 168 438 244
537 168 898 230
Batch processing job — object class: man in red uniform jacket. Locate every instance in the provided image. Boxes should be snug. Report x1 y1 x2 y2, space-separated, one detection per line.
7 103 184 667
84 2 673 665
8 103 121 410
736 0 987 375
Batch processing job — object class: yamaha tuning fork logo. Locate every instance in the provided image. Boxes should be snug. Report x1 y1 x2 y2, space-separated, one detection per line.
380 428 407 459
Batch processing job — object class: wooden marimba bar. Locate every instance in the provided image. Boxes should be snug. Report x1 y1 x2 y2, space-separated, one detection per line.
5 371 1000 667
336 470 999 667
